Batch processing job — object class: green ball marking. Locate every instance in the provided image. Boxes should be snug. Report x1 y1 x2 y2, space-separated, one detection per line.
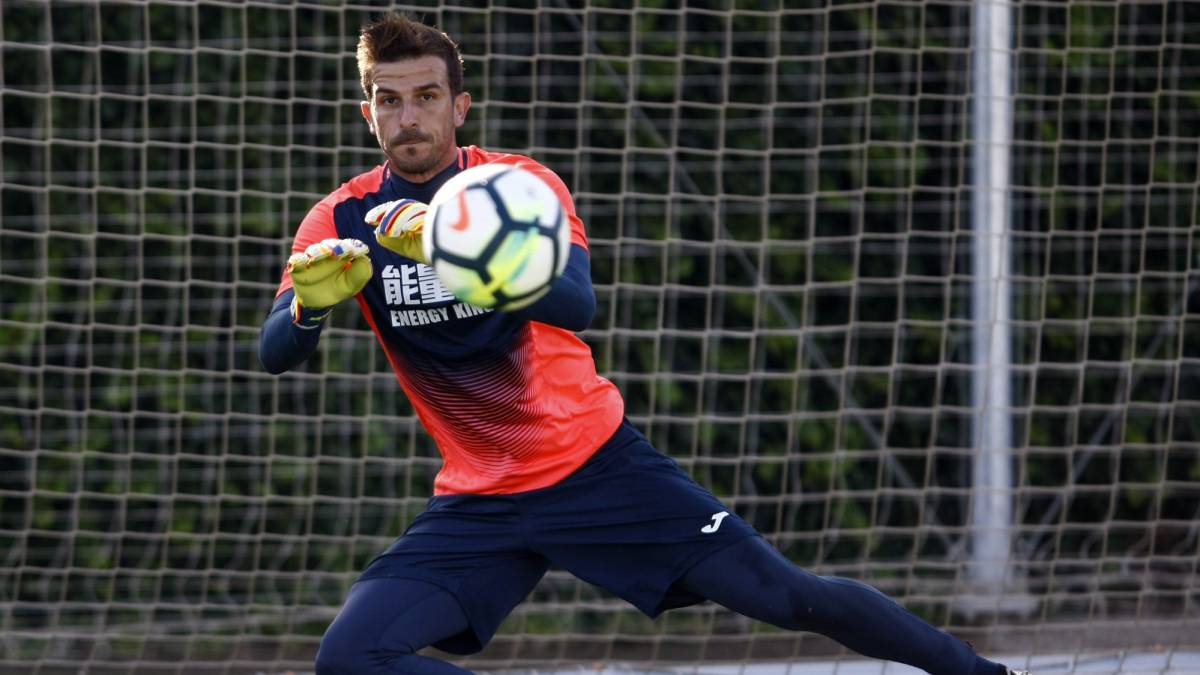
504 195 543 223
484 227 541 293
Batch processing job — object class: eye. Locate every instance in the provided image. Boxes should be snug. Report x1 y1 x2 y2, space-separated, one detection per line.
381 96 397 105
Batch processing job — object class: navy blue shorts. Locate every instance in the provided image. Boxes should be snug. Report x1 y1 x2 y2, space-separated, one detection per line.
357 419 758 654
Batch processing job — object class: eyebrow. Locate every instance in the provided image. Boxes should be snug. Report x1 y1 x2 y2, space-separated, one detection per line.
375 82 444 96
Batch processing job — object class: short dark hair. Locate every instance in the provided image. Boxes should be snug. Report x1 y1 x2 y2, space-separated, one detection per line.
356 14 465 98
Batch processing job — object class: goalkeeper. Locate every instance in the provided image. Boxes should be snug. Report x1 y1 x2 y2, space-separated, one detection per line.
259 13 1029 675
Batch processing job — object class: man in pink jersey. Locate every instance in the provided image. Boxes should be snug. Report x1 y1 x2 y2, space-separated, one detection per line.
258 13 1028 675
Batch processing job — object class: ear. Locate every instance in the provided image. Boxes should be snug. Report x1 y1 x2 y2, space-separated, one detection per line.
452 92 471 128
360 100 374 134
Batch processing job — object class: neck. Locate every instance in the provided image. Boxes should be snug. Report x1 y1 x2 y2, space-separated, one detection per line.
384 151 464 204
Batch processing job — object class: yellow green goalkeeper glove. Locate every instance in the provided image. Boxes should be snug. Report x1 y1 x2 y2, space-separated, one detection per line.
366 198 428 264
286 238 373 320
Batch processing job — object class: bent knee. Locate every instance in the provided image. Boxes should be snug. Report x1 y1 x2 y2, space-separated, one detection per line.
315 623 429 675
315 627 390 675
314 639 357 675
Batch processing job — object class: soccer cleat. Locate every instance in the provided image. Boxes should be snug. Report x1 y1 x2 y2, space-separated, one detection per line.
1005 669 1032 675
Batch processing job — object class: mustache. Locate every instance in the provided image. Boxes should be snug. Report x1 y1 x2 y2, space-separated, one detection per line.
389 130 432 145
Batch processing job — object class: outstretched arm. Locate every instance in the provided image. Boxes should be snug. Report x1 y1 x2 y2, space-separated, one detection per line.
511 244 595 332
260 238 372 374
259 289 327 374
261 183 378 376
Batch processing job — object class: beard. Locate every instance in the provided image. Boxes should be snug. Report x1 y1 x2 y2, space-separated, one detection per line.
384 129 445 176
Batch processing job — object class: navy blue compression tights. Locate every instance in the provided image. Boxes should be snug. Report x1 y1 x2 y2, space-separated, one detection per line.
314 537 1005 675
314 577 472 675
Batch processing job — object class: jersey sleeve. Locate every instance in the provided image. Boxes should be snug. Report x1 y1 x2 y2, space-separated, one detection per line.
274 196 340 298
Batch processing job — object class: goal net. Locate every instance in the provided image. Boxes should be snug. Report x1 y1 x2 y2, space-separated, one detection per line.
0 0 1197 672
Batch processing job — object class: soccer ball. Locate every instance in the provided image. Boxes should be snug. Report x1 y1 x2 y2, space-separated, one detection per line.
423 163 571 311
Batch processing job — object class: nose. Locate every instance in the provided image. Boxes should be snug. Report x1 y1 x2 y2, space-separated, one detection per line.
398 102 420 126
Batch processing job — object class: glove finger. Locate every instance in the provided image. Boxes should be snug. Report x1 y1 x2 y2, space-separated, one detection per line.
363 201 392 226
343 254 374 294
306 238 367 261
378 200 427 238
289 238 368 282
286 251 310 270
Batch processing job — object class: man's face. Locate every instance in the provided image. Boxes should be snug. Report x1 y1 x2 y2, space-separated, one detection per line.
360 56 471 182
